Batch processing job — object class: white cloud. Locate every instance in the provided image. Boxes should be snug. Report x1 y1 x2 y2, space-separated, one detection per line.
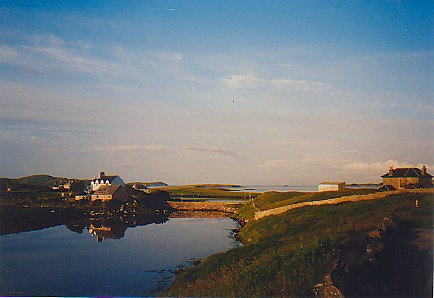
270 79 330 89
342 160 434 172
221 74 266 89
221 73 331 93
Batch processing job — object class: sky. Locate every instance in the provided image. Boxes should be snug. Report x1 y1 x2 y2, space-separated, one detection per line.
0 0 433 185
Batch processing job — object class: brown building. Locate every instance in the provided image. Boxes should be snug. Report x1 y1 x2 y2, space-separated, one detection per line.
91 185 128 202
75 185 128 202
381 165 433 190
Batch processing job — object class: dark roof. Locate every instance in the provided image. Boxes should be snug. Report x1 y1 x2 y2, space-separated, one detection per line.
381 168 433 178
92 175 120 183
93 185 122 195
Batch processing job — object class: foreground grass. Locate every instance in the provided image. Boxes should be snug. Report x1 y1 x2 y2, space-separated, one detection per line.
167 191 433 297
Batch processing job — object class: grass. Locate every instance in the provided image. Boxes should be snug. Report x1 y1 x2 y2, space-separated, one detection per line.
254 188 379 211
167 191 433 297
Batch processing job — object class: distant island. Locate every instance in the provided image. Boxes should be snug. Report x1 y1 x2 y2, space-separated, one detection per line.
128 181 169 187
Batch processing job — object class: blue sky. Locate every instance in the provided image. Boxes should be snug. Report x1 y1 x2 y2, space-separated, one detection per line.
1 1 433 184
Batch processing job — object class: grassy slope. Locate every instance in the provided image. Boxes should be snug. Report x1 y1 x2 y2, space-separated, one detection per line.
254 189 378 211
167 191 433 297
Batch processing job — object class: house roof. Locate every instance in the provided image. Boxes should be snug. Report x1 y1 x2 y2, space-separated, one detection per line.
92 175 120 183
381 167 433 178
93 185 122 195
319 182 345 185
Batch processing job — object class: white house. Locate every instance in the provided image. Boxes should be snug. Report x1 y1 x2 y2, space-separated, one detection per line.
90 171 126 191
318 182 345 192
75 171 127 202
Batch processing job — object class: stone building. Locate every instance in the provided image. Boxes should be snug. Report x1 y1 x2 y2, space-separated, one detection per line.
381 165 433 190
91 185 128 202
318 182 346 192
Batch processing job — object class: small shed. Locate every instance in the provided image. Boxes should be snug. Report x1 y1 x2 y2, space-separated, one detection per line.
318 182 345 192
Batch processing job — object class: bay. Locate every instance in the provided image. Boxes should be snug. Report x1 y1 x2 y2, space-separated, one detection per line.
0 216 239 296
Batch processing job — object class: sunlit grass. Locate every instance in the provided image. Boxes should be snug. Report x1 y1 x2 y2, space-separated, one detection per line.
167 192 433 297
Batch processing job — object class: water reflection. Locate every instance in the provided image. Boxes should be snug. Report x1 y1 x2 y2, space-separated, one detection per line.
0 214 239 296
88 220 127 242
66 218 128 242
63 215 169 242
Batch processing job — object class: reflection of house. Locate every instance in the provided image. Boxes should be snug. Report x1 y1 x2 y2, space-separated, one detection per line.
88 222 127 242
90 171 125 191
381 166 433 190
318 182 345 192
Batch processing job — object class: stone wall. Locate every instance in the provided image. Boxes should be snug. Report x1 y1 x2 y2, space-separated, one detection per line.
167 201 240 213
254 189 434 221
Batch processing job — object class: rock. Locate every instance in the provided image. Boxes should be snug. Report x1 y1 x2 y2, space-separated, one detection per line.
314 259 347 298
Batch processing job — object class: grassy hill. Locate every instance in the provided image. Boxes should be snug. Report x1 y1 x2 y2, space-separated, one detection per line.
14 174 67 187
0 175 90 193
127 181 168 187
253 189 379 211
167 190 433 297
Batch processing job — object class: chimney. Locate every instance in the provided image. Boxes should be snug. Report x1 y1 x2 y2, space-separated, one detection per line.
100 171 105 178
422 165 426 176
389 166 394 176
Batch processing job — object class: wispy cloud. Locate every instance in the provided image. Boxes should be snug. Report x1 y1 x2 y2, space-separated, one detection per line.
0 34 202 87
220 73 331 93
184 146 237 157
44 145 175 153
0 45 20 60
270 79 331 88
44 145 239 159
221 74 266 89
256 159 296 168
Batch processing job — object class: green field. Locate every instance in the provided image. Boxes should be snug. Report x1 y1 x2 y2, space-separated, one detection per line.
167 191 433 297
251 188 379 211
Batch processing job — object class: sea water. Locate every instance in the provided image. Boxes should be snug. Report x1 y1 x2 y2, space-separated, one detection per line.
0 217 239 296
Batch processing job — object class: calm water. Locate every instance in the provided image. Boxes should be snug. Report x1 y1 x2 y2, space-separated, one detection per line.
226 185 318 193
152 185 318 194
0 217 239 296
